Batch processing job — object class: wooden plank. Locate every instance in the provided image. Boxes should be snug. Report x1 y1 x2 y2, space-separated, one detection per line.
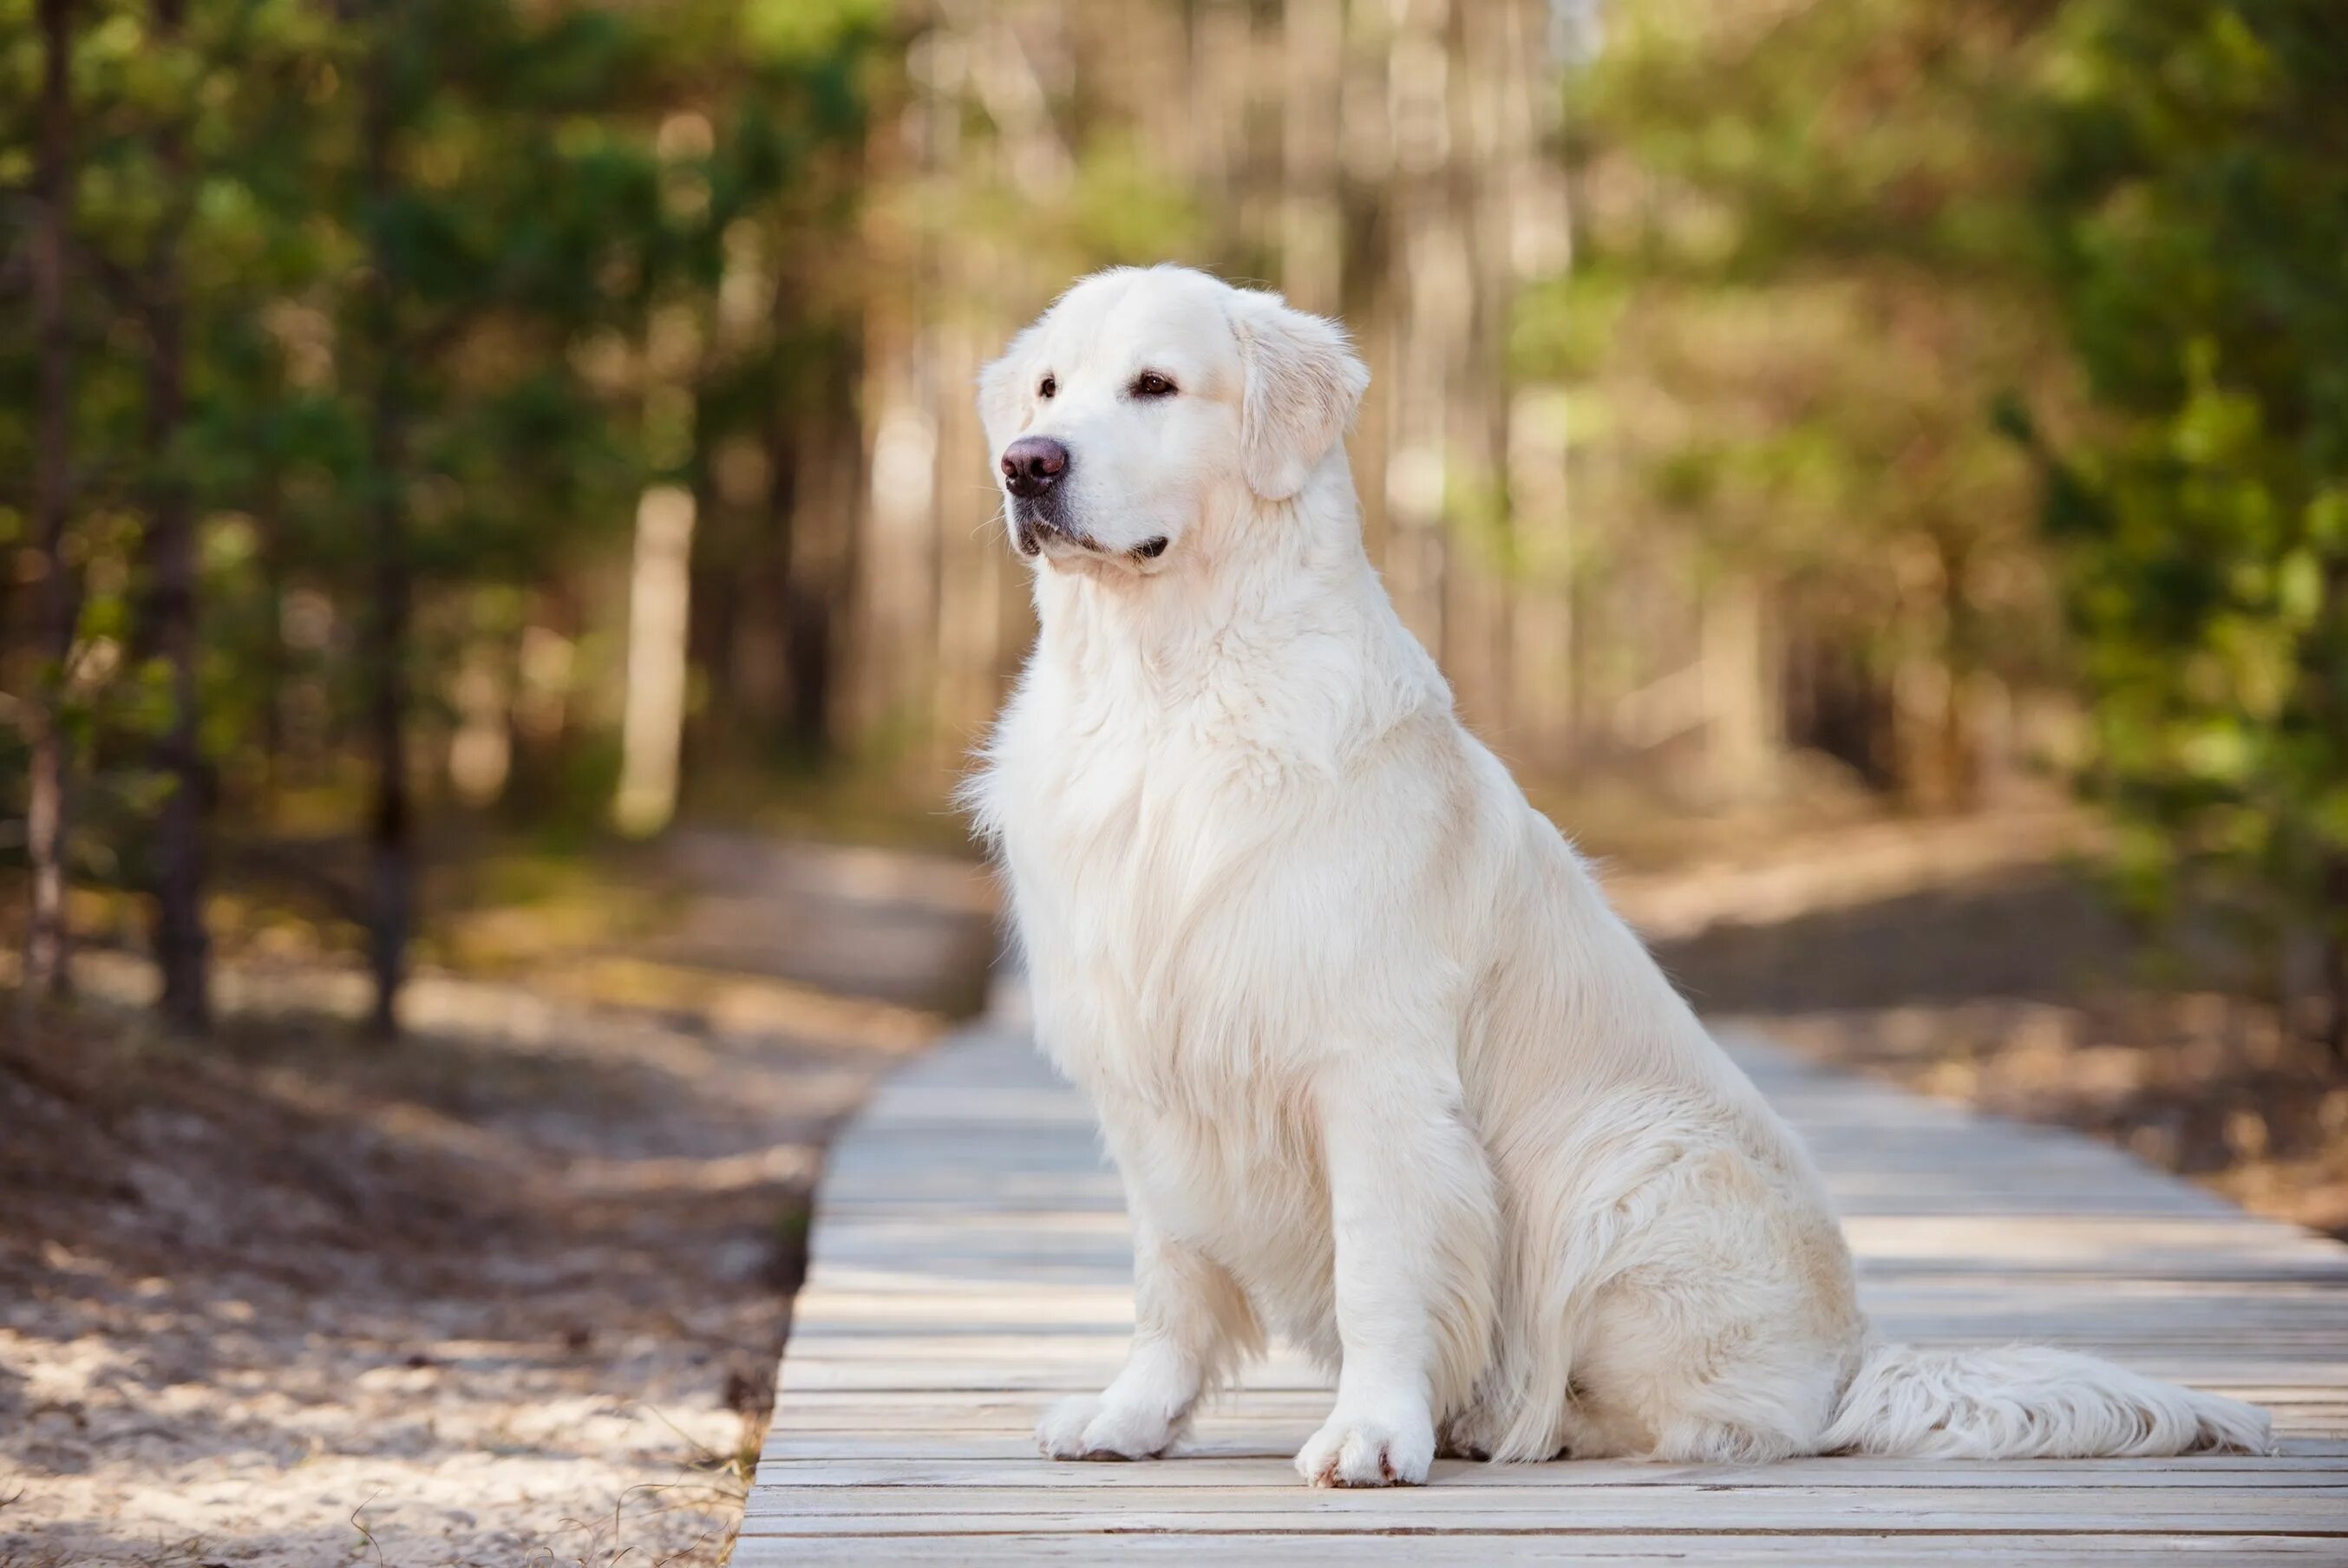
740 1484 2345 1529
750 1454 2348 1488
756 1433 2348 1466
734 1538 2348 1565
749 1018 2348 1559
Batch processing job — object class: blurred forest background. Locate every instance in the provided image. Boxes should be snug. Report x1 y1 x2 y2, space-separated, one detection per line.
5 1 2348 1559
3 0 2344 1049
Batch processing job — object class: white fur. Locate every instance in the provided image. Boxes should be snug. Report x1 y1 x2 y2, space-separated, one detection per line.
966 265 2273 1487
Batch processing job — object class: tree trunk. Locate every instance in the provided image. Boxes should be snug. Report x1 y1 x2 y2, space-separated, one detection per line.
764 428 815 759
683 421 734 778
613 486 697 835
362 485 414 1042
254 485 290 800
23 0 79 1010
359 7 413 1040
2324 859 2348 1072
770 375 846 765
144 0 209 1035
790 369 861 766
1933 528 1981 813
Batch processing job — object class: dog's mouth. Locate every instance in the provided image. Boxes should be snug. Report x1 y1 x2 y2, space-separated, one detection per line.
1013 507 1170 567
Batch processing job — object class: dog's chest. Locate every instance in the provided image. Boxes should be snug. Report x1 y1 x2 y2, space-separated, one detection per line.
991 695 1316 1062
1003 757 1288 1079
990 683 1298 995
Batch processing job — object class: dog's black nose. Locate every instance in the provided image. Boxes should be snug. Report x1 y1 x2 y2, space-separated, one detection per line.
1001 435 1069 499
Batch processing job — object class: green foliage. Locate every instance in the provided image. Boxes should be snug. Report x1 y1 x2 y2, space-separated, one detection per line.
0 0 881 1008
1550 0 2348 1014
2025 0 2348 1006
1533 0 2072 801
7 0 2340 1049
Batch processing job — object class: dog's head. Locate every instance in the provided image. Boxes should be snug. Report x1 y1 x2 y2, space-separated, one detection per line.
978 266 1369 572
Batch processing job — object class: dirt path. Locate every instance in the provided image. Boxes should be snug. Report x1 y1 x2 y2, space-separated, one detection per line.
1611 809 2348 1243
0 840 993 1568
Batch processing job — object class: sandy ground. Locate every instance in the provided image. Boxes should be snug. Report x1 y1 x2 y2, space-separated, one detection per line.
0 842 991 1568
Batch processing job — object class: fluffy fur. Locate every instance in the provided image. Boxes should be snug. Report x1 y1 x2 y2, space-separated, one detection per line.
965 265 2272 1487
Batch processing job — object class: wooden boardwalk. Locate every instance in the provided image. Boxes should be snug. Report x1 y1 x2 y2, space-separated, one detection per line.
742 1014 2348 1564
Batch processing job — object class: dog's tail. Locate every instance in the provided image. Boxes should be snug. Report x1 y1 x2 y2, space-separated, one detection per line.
1818 1341 2271 1459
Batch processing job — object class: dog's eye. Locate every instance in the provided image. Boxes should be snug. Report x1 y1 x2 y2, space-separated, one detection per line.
1038 376 1056 400
1130 371 1176 399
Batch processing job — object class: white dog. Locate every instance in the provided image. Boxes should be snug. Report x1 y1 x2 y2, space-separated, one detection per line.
965 264 2270 1487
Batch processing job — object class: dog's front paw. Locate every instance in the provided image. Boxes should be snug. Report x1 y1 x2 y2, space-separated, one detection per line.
1036 1393 1178 1460
1296 1404 1436 1487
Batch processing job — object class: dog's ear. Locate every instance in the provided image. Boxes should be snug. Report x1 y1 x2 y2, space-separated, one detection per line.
977 323 1040 452
1228 290 1370 500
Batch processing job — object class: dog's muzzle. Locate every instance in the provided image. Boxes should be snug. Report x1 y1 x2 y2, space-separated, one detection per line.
998 438 1168 563
1002 435 1072 557
1013 506 1063 558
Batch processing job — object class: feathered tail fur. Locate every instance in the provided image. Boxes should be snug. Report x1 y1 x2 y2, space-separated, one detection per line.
1820 1341 2273 1459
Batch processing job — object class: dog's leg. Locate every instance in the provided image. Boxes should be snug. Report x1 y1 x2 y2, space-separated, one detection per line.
1037 1221 1259 1460
1296 1064 1498 1487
